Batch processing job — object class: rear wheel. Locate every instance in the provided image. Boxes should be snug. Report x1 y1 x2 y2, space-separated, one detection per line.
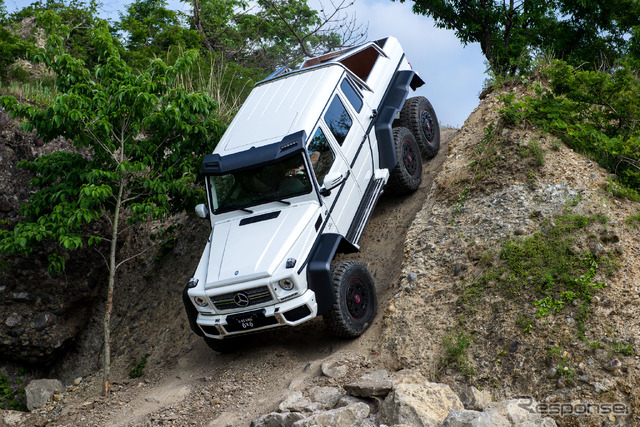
324 261 377 338
399 96 440 159
387 126 422 194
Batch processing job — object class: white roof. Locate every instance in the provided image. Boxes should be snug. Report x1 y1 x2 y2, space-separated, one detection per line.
215 65 345 155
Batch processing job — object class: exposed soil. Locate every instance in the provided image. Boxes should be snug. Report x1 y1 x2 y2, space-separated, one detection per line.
5 126 454 426
3 82 639 427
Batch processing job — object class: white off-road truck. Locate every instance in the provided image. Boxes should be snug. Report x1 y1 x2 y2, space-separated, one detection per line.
183 36 440 351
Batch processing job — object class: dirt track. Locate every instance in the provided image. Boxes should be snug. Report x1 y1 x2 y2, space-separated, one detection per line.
39 129 455 427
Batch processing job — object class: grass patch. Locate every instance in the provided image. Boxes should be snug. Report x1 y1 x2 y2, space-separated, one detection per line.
626 212 640 227
441 328 475 377
0 372 27 411
459 212 617 340
128 355 149 379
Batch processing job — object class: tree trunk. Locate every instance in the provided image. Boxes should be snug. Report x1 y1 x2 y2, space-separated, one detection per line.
103 176 124 395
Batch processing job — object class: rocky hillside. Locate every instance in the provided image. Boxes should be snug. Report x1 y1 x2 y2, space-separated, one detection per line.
1 81 639 426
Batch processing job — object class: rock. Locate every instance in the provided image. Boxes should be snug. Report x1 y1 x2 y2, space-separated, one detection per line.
308 386 343 409
279 391 317 413
251 411 305 427
594 378 615 393
408 273 418 281
545 368 558 379
441 409 510 426
5 314 22 328
379 382 463 426
343 370 392 398
458 386 492 411
321 359 348 379
292 402 369 427
2 410 34 426
603 358 621 372
73 377 83 386
592 242 604 257
484 399 557 426
33 312 57 331
25 379 64 411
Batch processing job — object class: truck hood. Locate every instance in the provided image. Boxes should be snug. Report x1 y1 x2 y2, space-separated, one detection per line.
204 203 319 289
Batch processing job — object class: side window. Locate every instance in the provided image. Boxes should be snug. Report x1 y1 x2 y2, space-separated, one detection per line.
324 95 352 146
308 128 335 184
340 79 363 113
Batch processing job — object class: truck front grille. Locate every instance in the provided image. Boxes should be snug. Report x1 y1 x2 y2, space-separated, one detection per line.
210 286 273 310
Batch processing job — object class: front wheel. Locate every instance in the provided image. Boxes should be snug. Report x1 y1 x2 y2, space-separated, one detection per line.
324 261 377 338
387 126 423 195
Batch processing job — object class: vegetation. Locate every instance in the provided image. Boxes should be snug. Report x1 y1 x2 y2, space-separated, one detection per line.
401 0 640 76
128 355 149 379
501 61 640 196
0 372 27 411
460 211 617 341
0 24 225 394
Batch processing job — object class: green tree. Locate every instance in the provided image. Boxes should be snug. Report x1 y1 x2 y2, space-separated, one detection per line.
190 0 365 69
401 0 640 75
115 0 202 67
0 24 225 394
11 0 109 67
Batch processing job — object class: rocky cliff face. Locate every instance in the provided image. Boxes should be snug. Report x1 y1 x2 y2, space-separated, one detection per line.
0 111 106 368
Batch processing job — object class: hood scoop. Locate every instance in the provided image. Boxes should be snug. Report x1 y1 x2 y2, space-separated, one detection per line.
239 211 281 226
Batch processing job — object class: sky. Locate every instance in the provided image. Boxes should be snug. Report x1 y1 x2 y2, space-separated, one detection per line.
4 0 487 127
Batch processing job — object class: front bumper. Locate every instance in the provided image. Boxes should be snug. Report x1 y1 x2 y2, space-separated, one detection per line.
196 290 317 339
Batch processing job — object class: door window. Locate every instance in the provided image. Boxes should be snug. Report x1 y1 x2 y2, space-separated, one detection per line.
308 127 335 184
324 95 352 146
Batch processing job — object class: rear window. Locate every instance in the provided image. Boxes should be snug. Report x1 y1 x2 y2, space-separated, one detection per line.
341 79 363 113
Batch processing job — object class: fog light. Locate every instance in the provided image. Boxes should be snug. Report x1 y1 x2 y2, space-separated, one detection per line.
193 296 208 307
279 278 294 291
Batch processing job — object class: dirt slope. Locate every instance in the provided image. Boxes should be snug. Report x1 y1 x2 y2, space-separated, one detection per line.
5 82 640 427
17 129 455 427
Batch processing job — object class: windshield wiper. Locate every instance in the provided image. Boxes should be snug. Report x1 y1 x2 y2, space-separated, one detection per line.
261 197 291 206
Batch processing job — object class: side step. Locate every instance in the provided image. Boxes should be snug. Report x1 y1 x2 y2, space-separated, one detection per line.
346 177 385 246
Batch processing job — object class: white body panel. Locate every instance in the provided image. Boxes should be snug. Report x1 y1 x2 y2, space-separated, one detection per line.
186 36 423 339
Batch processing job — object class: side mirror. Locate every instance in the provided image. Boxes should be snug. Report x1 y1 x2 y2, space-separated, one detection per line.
195 204 209 219
322 171 345 194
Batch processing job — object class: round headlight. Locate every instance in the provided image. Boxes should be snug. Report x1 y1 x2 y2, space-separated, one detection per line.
193 296 208 307
279 278 295 291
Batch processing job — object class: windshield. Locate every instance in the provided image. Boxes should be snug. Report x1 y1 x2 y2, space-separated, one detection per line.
208 153 313 213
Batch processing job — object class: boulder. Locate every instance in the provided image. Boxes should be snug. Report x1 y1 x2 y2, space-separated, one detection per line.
458 386 492 411
25 378 64 411
279 391 318 413
292 402 370 427
441 409 510 426
343 370 392 398
379 382 464 426
485 399 557 426
251 411 305 427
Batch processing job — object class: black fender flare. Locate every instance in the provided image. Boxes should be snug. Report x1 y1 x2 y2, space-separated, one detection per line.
182 285 204 336
375 70 419 171
306 233 357 315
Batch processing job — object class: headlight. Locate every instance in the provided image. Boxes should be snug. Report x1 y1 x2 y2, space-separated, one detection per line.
193 296 208 307
279 278 295 291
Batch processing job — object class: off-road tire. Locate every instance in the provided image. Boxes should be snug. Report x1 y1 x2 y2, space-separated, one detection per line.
203 336 243 353
387 127 422 194
399 96 440 159
324 261 377 338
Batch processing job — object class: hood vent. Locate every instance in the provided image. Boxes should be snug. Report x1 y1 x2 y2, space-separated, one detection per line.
239 211 281 226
